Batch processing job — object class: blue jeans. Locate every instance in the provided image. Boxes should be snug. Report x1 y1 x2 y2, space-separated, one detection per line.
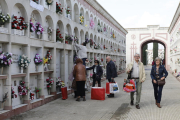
82 58 87 67
153 82 163 103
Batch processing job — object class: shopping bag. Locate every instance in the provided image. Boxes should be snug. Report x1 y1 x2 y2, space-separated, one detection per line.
106 82 110 94
123 79 136 93
91 87 105 100
109 83 119 93
61 87 68 100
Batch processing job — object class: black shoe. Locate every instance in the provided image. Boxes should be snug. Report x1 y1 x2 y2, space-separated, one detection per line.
76 98 80 102
108 94 114 98
136 105 140 109
107 94 111 97
130 101 134 106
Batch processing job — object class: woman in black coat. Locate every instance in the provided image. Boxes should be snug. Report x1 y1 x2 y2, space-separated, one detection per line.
86 60 103 87
150 57 168 108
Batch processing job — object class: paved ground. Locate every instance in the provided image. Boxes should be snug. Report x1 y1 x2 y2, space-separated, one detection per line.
10 66 180 120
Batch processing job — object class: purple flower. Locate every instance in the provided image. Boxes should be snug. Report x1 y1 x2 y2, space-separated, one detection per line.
3 56 7 61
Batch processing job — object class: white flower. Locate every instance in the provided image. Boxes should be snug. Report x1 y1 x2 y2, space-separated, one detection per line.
25 61 27 63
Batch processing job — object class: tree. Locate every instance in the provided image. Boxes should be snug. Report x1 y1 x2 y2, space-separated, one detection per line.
153 43 158 60
142 44 147 65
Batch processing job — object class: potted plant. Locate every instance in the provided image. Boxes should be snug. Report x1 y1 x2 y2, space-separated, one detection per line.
56 29 64 43
65 34 73 44
35 87 41 99
44 51 52 71
46 77 54 95
0 52 12 75
0 13 10 27
18 55 31 73
47 27 53 40
79 14 84 25
56 2 63 14
66 7 71 19
34 54 43 71
35 22 44 39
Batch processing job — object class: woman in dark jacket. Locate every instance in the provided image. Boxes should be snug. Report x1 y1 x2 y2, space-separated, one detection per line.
150 57 168 108
86 60 103 87
73 58 86 101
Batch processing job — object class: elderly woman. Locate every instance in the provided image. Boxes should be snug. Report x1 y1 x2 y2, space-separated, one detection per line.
73 58 86 101
150 57 168 108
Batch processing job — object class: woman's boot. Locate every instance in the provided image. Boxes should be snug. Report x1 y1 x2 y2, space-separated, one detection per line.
157 103 161 108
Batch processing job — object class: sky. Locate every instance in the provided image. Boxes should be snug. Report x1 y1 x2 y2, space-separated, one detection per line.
97 0 179 49
97 0 179 28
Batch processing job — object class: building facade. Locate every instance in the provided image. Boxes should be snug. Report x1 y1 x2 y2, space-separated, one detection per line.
168 3 180 76
0 0 127 118
126 25 170 69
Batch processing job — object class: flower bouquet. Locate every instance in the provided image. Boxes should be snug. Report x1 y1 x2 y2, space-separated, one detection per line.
90 39 93 47
34 54 43 71
46 77 54 95
11 86 17 99
46 0 53 6
56 29 64 43
18 81 28 96
79 14 84 25
89 58 93 63
0 13 10 26
19 55 31 73
29 90 35 100
56 77 65 88
35 22 44 39
85 36 90 44
74 36 79 44
89 17 94 29
65 34 73 44
56 2 63 14
44 51 52 71
0 52 13 73
97 23 102 33
30 20 35 32
66 7 71 19
35 87 41 99
48 27 53 40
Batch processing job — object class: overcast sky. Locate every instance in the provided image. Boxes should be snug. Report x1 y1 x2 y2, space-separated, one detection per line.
97 0 179 28
97 0 179 49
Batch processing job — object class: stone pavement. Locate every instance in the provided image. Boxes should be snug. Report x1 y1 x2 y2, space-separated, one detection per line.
9 67 180 120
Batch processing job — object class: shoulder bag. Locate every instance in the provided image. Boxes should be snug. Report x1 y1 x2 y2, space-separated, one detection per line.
157 79 165 86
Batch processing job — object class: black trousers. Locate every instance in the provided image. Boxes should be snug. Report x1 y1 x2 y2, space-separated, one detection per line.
92 76 101 87
153 82 163 103
76 81 85 97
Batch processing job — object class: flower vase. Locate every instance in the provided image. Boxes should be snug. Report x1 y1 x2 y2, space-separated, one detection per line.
0 102 4 110
47 64 50 70
36 93 39 99
68 14 71 19
48 35 51 41
48 89 51 95
1 67 3 75
20 67 23 73
44 64 48 71
35 65 38 72
37 34 41 39
48 5 50 10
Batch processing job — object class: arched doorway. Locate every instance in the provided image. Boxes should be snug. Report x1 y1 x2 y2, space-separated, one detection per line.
140 39 168 68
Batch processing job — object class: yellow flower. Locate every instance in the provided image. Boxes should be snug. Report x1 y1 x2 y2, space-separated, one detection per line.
43 58 48 64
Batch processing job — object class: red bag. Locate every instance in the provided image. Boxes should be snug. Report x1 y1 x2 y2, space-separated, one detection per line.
91 87 105 100
61 87 68 100
106 82 110 94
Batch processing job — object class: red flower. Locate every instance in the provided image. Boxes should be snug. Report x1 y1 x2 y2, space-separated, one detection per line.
12 91 15 94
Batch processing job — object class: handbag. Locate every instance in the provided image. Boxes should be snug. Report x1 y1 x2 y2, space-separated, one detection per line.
71 79 76 90
157 79 165 86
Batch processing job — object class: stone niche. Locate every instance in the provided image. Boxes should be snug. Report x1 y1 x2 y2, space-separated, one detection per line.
11 78 23 107
44 16 54 41
30 46 43 73
30 10 43 39
0 43 9 75
29 75 40 100
11 44 28 75
56 20 64 43
11 3 28 36
0 1 9 34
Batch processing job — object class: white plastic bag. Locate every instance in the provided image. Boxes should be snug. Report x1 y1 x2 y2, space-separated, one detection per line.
109 83 119 93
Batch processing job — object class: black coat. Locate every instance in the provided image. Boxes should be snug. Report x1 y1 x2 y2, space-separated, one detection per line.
86 65 103 78
106 60 117 80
